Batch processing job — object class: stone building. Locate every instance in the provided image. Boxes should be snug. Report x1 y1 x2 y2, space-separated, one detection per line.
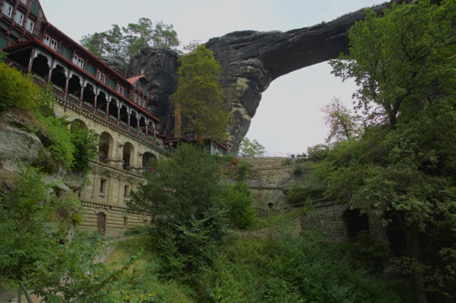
0 0 169 236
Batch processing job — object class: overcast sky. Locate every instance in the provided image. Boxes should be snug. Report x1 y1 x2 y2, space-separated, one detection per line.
40 0 385 156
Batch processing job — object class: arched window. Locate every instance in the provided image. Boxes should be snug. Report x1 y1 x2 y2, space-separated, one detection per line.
99 132 113 163
122 142 134 170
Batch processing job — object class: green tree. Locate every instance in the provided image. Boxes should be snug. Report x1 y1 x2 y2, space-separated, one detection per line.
70 123 99 174
170 44 230 143
153 21 180 48
0 168 80 283
322 98 361 145
81 18 179 61
326 1 456 302
216 181 256 229
128 144 226 281
239 137 266 157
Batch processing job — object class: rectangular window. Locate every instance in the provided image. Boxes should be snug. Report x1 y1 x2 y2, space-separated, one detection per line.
50 38 58 51
116 84 125 96
124 185 130 198
14 11 24 26
100 179 107 195
30 0 39 16
2 2 13 18
25 19 34 33
97 71 106 83
43 35 50 46
72 54 84 68
20 0 28 5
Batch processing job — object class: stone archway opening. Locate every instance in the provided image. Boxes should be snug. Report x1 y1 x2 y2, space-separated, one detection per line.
70 119 87 130
343 208 369 240
142 152 157 172
122 142 134 170
99 132 113 163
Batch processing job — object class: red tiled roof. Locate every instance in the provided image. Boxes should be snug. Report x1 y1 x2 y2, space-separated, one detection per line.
127 75 150 85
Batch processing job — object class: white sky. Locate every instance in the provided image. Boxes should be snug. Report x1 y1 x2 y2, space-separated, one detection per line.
40 0 385 156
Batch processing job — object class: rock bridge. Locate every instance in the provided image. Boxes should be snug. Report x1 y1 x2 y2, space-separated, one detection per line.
131 1 402 151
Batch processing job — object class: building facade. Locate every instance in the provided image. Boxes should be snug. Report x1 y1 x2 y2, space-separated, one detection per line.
0 0 169 236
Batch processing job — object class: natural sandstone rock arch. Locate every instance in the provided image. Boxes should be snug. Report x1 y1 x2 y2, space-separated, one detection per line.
132 1 432 151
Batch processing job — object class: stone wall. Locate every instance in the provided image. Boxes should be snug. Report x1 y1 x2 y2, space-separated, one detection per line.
52 102 167 237
301 203 348 242
242 157 294 213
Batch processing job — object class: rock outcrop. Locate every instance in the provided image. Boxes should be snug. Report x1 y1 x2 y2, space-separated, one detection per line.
130 47 180 133
130 1 400 151
0 110 45 186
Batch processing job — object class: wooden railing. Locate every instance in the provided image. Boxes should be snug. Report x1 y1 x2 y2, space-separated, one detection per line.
4 58 169 156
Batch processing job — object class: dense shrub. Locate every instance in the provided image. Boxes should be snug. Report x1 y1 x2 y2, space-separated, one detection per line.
217 181 256 229
0 168 80 283
0 63 43 112
198 231 411 303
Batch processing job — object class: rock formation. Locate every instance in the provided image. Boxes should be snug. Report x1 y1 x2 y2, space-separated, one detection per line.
130 47 180 134
130 1 400 151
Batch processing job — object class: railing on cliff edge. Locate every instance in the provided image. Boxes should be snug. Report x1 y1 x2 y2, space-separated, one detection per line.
17 282 33 303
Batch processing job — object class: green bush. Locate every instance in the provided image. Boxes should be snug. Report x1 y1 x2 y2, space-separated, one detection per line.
237 159 249 179
217 181 256 229
70 124 99 173
36 114 75 170
0 63 43 112
198 231 411 303
0 168 80 282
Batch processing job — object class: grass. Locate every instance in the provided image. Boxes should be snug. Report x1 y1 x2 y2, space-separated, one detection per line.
252 208 304 230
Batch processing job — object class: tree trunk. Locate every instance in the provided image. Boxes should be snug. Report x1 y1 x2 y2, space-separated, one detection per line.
407 223 428 303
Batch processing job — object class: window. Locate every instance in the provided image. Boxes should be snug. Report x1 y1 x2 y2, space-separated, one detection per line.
50 39 58 51
20 0 28 5
116 84 125 96
25 19 34 32
97 71 106 83
133 94 138 103
124 185 130 198
99 179 107 195
72 54 84 68
14 11 24 26
2 2 13 17
43 35 50 46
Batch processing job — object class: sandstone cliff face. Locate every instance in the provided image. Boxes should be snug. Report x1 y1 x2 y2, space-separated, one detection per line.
130 47 179 134
0 110 45 186
129 1 393 151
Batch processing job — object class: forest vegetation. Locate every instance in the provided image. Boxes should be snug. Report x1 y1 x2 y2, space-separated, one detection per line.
0 1 455 302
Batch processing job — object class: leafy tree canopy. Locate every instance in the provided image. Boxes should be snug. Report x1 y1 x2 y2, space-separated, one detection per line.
80 18 179 60
170 44 230 143
322 98 361 145
322 1 456 302
239 137 266 157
